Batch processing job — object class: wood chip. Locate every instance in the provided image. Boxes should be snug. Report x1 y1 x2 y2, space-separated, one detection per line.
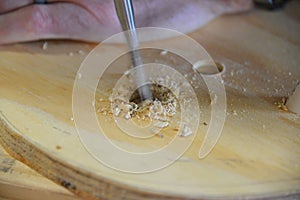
42 42 48 50
178 124 193 137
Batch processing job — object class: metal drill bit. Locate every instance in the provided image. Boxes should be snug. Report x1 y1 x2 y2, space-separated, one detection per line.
114 0 152 101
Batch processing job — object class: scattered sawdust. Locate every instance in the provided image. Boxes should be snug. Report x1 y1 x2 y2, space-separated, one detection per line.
275 97 288 111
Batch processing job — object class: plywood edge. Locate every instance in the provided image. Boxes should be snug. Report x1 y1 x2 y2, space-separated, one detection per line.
0 181 77 200
0 111 195 200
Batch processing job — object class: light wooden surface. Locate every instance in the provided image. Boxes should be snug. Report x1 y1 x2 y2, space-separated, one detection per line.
0 1 300 200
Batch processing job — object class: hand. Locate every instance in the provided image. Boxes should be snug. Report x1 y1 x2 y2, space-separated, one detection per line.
0 0 253 44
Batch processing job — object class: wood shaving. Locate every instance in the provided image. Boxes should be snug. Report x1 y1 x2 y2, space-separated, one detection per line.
113 105 121 117
178 124 192 137
78 50 85 55
42 42 48 50
160 50 168 56
77 73 82 79
233 110 238 116
154 121 169 128
275 98 288 111
109 81 181 138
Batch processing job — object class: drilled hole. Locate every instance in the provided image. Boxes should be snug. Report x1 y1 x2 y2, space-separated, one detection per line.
193 60 224 75
130 84 173 105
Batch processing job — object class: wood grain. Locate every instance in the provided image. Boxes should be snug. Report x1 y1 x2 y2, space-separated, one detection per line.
0 1 300 200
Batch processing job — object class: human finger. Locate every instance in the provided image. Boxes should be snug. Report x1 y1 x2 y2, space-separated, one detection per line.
0 3 118 44
0 0 33 14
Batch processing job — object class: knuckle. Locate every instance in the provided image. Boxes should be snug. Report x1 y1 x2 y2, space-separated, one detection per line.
27 6 53 35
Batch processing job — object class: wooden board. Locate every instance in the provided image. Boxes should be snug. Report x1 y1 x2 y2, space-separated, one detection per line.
0 1 300 200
